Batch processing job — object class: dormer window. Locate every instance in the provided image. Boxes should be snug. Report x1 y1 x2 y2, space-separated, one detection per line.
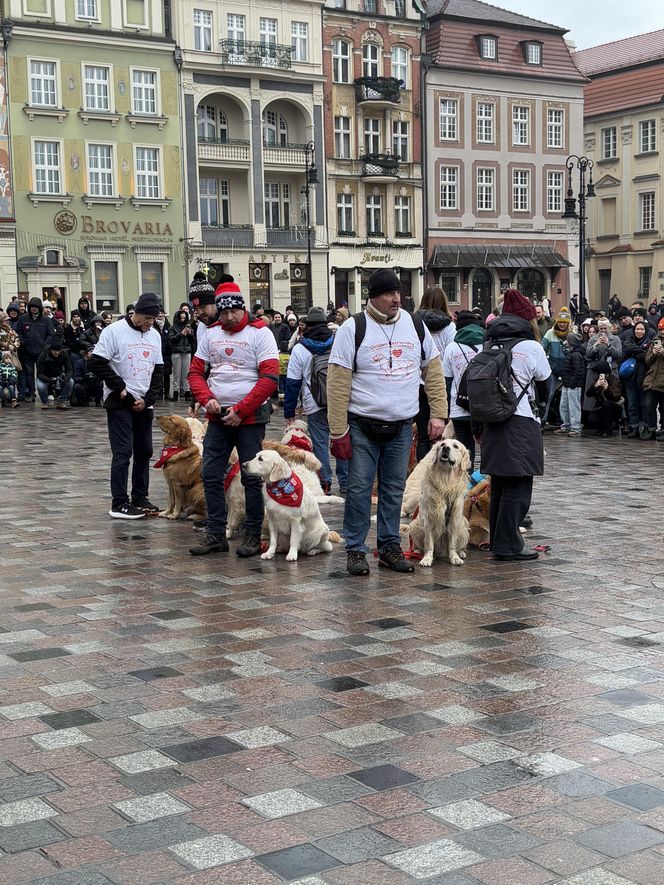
477 34 497 60
524 41 542 65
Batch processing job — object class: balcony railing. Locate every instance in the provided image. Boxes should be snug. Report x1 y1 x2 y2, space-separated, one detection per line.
198 138 250 163
361 152 400 178
265 226 310 247
355 76 402 104
219 39 294 70
263 142 308 166
202 225 254 248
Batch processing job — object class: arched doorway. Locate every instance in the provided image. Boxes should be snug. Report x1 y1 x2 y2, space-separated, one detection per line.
472 267 493 318
516 269 545 302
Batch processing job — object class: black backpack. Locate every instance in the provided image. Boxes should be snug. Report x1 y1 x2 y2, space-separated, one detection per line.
307 349 330 408
459 338 529 423
454 344 479 412
352 311 426 371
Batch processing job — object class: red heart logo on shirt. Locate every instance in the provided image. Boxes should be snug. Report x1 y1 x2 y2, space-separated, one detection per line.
143 351 150 358
392 349 402 358
225 347 234 355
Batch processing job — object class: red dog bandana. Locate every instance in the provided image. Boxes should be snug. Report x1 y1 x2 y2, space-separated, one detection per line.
287 434 313 454
266 472 304 507
153 446 185 468
224 460 241 492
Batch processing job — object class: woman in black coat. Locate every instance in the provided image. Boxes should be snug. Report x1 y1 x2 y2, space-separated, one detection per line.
621 320 655 437
479 290 551 562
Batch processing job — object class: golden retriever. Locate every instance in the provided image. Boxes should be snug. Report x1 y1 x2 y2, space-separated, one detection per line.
464 477 491 549
156 415 206 521
244 450 334 561
405 439 470 567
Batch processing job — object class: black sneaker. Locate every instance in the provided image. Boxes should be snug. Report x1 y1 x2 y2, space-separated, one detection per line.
190 532 229 556
347 551 370 576
109 503 145 520
192 518 208 531
378 544 414 573
132 497 160 514
236 534 261 558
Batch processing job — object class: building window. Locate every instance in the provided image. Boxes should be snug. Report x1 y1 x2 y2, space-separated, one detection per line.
440 166 458 210
395 0 405 15
87 144 114 197
476 102 494 143
227 13 245 42
264 182 290 227
76 0 98 20
33 140 61 194
219 179 230 225
30 60 57 107
439 98 457 141
639 266 652 299
363 0 377 12
83 65 110 112
200 178 218 225
132 70 157 115
193 9 213 52
547 108 564 149
479 35 497 59
262 110 288 146
291 21 308 62
512 168 530 212
438 273 460 302
392 121 409 161
337 192 354 233
362 43 380 78
512 105 529 146
640 191 655 230
602 127 617 159
140 262 164 305
260 17 278 65
366 194 383 235
364 118 381 154
391 47 408 86
135 147 160 198
394 195 410 234
547 170 563 213
332 39 351 83
524 41 541 64
94 261 119 312
197 105 216 140
476 167 494 211
334 116 351 158
639 119 656 153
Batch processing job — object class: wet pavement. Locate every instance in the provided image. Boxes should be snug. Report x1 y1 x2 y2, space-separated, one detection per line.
1 403 664 884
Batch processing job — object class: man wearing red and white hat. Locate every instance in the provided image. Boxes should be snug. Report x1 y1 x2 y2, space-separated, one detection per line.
188 281 279 557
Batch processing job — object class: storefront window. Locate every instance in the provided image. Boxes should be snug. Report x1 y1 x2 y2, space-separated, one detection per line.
94 261 119 312
249 263 271 310
140 262 164 306
290 263 309 316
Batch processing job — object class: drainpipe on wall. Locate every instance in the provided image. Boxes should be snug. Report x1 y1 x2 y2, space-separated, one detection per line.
173 43 189 308
0 16 19 300
420 28 432 302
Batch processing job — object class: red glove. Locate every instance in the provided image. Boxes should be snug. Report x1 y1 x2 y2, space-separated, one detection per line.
330 430 352 461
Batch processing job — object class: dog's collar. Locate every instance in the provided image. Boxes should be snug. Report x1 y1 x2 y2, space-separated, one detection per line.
266 472 304 507
224 460 241 492
153 445 186 468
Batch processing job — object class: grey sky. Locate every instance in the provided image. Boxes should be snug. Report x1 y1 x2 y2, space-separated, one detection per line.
493 0 663 49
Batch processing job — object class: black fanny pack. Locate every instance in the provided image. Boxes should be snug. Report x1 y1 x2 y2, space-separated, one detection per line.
351 414 409 443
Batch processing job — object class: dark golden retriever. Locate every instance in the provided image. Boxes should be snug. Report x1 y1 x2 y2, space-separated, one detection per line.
156 415 206 520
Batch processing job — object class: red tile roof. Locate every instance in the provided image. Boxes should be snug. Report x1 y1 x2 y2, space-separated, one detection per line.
426 18 586 83
583 63 664 118
574 29 664 76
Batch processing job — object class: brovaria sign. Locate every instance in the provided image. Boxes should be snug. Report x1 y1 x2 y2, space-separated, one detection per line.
82 216 174 236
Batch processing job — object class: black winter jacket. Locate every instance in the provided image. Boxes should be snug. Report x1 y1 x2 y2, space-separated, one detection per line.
36 348 72 383
169 315 195 355
561 333 587 388
16 299 55 357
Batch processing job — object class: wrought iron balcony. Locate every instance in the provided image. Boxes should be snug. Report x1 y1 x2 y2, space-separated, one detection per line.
355 76 402 104
219 39 293 70
201 225 254 248
361 152 400 179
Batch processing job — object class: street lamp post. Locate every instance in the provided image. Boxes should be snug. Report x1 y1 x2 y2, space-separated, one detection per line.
562 155 595 323
301 141 318 310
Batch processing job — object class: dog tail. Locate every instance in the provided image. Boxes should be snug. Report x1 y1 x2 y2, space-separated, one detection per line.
327 531 342 544
316 495 345 505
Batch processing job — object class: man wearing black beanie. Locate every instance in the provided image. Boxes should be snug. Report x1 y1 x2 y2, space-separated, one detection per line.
90 292 164 519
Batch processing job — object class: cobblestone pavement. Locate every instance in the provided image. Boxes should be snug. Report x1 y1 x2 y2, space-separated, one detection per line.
2 404 664 884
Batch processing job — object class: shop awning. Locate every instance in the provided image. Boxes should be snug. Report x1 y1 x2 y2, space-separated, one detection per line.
430 244 571 269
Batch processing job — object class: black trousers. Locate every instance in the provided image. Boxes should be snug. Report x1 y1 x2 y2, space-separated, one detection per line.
106 408 154 509
451 418 476 471
489 475 533 557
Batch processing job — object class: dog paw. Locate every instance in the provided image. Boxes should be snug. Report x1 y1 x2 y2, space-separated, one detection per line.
306 548 320 556
459 550 467 559
419 555 433 567
158 511 171 518
449 554 464 566
285 551 299 562
166 513 179 520
260 550 275 560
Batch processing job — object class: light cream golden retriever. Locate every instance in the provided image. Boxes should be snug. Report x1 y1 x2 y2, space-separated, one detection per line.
405 439 470 567
243 450 336 561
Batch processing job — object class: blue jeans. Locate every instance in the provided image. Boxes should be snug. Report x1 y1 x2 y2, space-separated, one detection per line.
559 387 582 432
307 408 348 490
202 420 265 536
344 417 412 553
625 377 647 428
37 377 74 404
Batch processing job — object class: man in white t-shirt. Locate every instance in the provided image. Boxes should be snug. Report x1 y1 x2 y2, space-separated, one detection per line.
327 269 448 576
89 292 164 520
188 282 279 558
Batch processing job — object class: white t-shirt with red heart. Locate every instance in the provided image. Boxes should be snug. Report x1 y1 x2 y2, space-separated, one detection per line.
93 319 163 401
194 322 278 408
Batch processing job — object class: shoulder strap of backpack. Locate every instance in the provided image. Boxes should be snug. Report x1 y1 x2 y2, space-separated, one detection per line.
501 339 530 405
410 312 426 363
459 343 478 366
352 312 367 372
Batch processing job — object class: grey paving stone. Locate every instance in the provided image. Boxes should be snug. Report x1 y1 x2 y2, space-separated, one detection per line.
315 826 404 863
118 768 194 796
243 789 323 819
385 838 485 877
170 833 253 869
109 749 177 774
546 771 617 798
106 817 205 853
0 819 66 853
32 871 113 885
410 775 479 806
454 823 543 858
0 773 62 803
0 797 59 827
113 791 191 823
299 776 375 804
257 844 341 879
573 820 664 857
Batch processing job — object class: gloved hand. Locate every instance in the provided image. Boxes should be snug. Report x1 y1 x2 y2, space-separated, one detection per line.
330 430 352 461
